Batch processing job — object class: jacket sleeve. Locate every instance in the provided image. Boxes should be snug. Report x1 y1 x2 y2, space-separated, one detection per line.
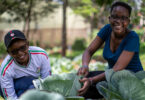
0 72 18 99
40 53 51 79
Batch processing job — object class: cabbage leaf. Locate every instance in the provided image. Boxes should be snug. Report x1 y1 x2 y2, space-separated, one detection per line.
38 73 82 97
97 69 145 100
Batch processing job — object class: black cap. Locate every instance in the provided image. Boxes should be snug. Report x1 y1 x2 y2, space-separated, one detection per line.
4 30 26 48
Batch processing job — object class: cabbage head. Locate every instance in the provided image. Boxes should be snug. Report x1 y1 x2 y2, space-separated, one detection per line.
34 73 82 97
97 69 145 100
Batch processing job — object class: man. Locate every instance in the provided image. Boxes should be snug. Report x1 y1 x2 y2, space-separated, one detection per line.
0 30 51 100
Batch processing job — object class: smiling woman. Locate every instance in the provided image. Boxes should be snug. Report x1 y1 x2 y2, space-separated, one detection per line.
77 1 143 99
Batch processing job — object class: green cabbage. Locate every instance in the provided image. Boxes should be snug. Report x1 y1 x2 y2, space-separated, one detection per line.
97 69 145 100
19 90 65 100
36 73 82 97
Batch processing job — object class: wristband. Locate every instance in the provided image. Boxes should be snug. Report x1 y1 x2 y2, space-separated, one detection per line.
88 78 93 85
82 65 88 68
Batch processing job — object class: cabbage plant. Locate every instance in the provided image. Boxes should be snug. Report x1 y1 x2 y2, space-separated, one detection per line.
97 69 145 100
19 90 65 100
34 73 82 97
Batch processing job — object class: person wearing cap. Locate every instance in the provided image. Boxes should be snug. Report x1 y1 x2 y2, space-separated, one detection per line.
0 30 51 100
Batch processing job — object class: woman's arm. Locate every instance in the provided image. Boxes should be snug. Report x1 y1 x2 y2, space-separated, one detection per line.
89 50 135 84
113 50 134 71
82 36 104 66
77 36 104 76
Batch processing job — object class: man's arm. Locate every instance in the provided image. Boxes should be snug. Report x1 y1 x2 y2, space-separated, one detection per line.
40 54 51 79
1 74 18 99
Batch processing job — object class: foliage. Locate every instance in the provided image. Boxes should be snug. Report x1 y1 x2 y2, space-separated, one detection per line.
50 57 76 74
19 90 65 100
29 40 40 47
69 0 113 38
35 73 82 97
97 69 145 100
0 41 7 56
70 0 113 18
140 0 145 17
0 0 58 21
92 29 99 39
135 28 145 42
72 38 86 51
49 55 107 74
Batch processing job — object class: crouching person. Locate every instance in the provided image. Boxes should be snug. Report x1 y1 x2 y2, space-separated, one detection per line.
0 30 51 100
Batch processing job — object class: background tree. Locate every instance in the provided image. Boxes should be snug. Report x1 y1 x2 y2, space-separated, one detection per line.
62 0 68 56
69 0 113 39
70 0 143 39
0 0 58 39
53 0 68 56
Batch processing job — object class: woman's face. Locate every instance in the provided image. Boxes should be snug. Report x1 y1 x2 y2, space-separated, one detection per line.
109 6 130 38
8 40 29 65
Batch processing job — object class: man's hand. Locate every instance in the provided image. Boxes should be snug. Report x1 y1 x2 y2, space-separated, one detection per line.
78 78 91 96
77 66 89 76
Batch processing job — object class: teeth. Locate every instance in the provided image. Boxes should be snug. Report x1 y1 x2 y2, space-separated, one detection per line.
115 25 121 29
19 55 25 59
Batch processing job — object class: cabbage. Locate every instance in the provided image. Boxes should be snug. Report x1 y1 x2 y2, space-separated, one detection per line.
19 90 65 100
97 69 145 100
34 73 82 97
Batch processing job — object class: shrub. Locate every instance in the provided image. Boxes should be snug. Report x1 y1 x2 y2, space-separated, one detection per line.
0 41 7 56
72 38 86 51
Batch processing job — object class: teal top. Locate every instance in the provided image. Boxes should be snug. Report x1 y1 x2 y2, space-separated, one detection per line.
97 24 143 72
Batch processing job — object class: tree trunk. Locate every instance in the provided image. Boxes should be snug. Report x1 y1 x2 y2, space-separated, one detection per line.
62 0 68 57
23 18 26 33
90 13 95 39
25 0 33 39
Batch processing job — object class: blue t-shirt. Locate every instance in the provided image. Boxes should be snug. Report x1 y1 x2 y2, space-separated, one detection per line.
97 24 143 72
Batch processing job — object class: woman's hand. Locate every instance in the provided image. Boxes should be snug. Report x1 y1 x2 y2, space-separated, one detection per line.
78 78 91 96
77 66 89 77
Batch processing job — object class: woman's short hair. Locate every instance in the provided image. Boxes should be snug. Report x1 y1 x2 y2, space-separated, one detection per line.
110 1 132 17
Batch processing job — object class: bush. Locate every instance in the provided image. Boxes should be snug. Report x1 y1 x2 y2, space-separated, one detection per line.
0 41 7 56
72 38 86 51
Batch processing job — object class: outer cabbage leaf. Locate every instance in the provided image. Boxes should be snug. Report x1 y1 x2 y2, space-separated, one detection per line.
97 69 145 100
141 78 145 84
135 71 145 80
96 81 108 98
66 96 84 100
19 90 65 100
118 77 145 100
97 81 123 100
110 70 136 89
105 69 115 83
39 73 82 97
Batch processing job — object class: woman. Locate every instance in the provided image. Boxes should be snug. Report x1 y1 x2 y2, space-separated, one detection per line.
77 1 143 99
